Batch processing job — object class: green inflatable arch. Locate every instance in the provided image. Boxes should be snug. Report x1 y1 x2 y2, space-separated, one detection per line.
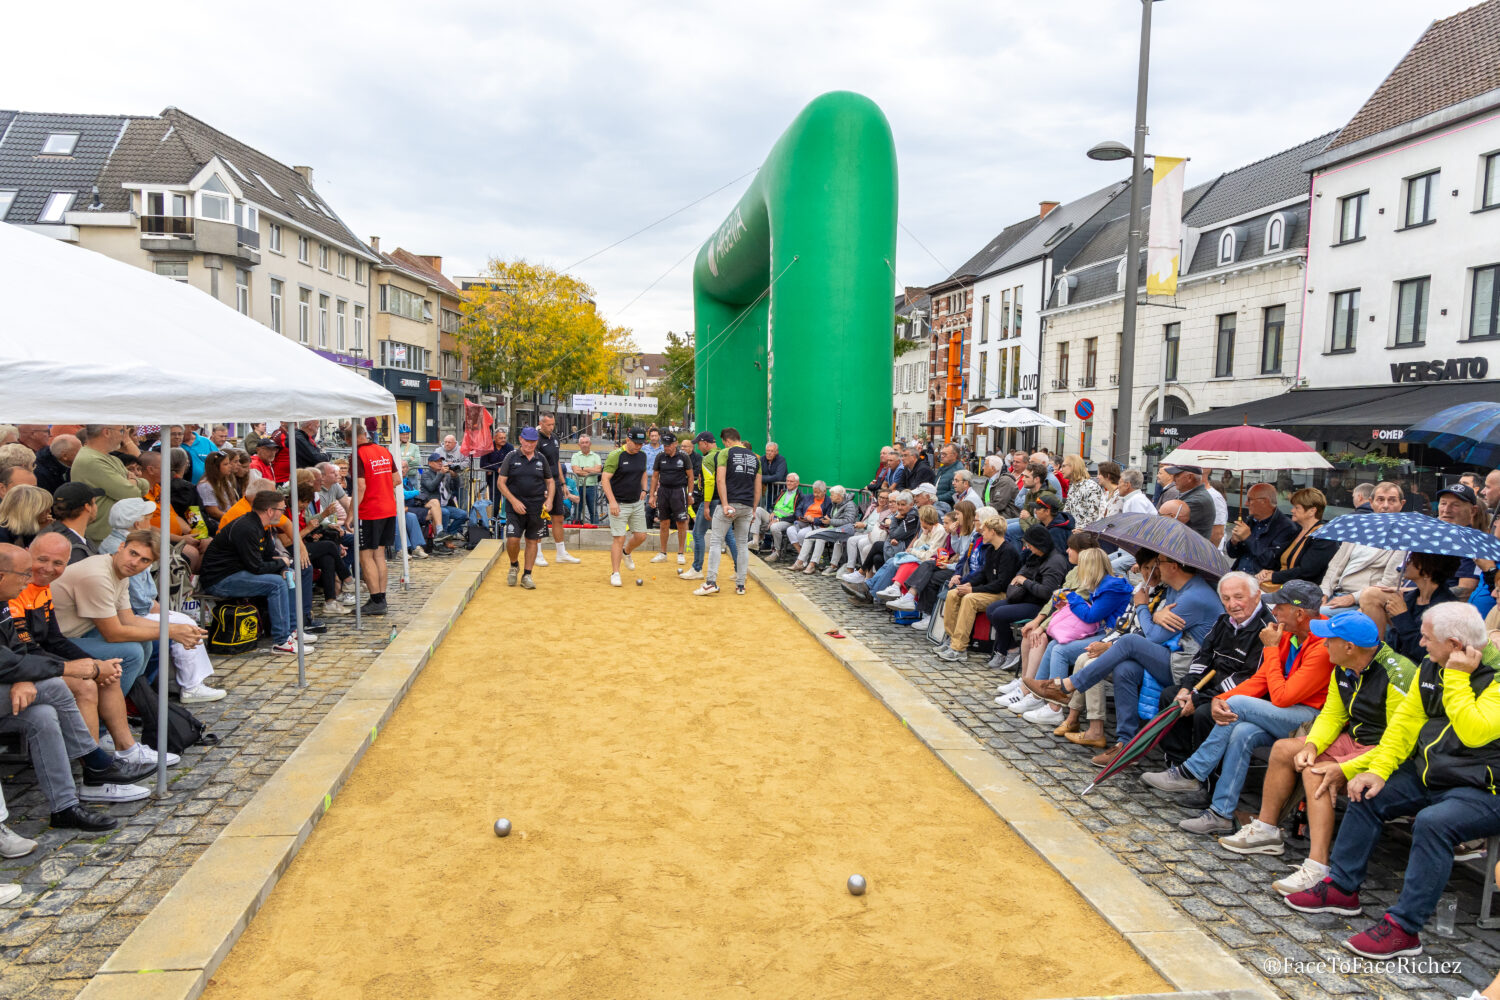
693 91 898 489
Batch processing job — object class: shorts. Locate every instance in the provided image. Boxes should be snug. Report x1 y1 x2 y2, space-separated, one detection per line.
609 498 647 536
656 485 689 523
548 488 566 518
1315 732 1374 765
360 516 396 550
506 501 549 541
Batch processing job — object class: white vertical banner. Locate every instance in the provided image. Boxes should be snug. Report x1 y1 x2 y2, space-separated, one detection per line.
1146 155 1186 297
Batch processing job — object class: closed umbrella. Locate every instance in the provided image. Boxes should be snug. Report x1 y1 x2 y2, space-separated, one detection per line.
1081 673 1223 794
1312 511 1500 561
1078 511 1231 577
1405 401 1500 469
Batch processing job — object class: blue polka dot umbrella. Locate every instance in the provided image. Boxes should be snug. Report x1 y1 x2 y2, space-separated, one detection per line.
1312 512 1500 561
1405 402 1500 469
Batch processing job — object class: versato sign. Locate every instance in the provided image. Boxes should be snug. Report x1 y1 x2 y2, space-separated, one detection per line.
1389 357 1489 383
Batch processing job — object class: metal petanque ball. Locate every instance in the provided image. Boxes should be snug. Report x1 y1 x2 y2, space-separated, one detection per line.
847 874 867 896
494 818 511 838
636 578 644 586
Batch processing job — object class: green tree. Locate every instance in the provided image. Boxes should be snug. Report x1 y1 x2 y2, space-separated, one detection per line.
459 258 634 432
895 314 923 358
653 331 695 429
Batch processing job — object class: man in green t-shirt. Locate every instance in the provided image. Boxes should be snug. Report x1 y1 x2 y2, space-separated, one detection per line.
693 427 762 597
568 434 604 525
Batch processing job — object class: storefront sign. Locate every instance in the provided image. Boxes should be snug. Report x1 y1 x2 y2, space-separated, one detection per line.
1389 357 1489 383
399 377 422 389
1372 428 1406 441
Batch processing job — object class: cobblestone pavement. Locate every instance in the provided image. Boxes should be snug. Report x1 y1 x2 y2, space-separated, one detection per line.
0 553 467 999
775 562 1500 1000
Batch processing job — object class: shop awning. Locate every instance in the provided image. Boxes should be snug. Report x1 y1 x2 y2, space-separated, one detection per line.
1150 381 1500 442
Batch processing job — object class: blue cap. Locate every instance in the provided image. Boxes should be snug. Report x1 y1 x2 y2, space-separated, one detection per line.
1309 612 1380 647
399 424 411 434
519 427 539 442
428 451 446 464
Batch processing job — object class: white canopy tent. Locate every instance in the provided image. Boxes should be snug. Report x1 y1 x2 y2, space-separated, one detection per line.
956 408 1065 430
0 221 406 794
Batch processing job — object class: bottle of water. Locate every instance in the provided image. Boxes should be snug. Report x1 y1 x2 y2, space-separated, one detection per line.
283 568 296 590
1434 892 1458 937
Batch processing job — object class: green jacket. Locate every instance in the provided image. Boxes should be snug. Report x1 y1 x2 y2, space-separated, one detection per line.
72 446 149 543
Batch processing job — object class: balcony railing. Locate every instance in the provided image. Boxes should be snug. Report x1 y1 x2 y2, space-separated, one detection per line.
1078 376 1097 389
141 215 193 237
1051 377 1070 390
237 225 260 249
1109 373 1119 386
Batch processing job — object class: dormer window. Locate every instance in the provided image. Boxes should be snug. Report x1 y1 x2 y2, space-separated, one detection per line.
200 175 231 221
1054 274 1076 307
1265 213 1287 253
1218 230 1237 266
1116 259 1127 293
41 133 79 155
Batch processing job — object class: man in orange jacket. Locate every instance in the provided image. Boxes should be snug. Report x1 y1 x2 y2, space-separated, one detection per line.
1143 580 1335 834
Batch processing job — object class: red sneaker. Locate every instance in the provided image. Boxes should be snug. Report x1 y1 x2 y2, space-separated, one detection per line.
1343 914 1422 959
1284 877 1362 916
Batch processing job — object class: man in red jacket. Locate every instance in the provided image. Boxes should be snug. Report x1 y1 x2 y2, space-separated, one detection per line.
1142 580 1335 834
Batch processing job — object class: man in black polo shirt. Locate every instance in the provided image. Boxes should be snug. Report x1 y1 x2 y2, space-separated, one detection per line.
497 427 554 589
1164 464 1216 541
535 414 581 566
602 427 650 588
649 433 694 567
694 427 761 597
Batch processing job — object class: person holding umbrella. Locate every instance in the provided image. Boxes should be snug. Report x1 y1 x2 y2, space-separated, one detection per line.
1225 484 1297 576
1283 603 1500 961
1142 580 1335 835
1215 611 1416 896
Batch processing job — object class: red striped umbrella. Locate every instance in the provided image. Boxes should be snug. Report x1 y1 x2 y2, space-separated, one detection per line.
1162 425 1332 473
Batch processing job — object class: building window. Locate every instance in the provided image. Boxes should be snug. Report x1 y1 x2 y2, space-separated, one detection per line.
318 294 330 347
379 283 428 322
1013 286 1023 336
1331 289 1359 353
1010 345 1021 396
996 348 1009 397
268 223 282 253
1484 153 1500 211
154 261 188 283
336 300 347 351
338 253 348 278
1084 337 1098 386
298 288 311 344
251 172 280 198
0 190 15 220
233 203 258 232
1337 192 1367 243
1260 305 1285 374
1217 230 1236 266
1057 341 1069 385
270 279 283 334
319 244 330 271
441 308 462 334
1403 171 1438 228
1394 277 1430 347
1469 264 1500 341
380 341 429 372
356 260 366 284
298 235 309 263
41 132 79 155
999 290 1011 339
1163 322 1180 382
979 295 990 343
1265 213 1286 253
235 268 249 315
977 352 988 397
1214 314 1235 378
354 305 365 352
200 175 231 221
1053 412 1067 455
39 191 74 223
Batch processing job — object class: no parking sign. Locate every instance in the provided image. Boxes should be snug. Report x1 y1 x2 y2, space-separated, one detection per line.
1074 398 1094 421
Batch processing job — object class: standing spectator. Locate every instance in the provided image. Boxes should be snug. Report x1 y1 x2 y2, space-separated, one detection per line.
479 426 514 512
32 434 80 496
71 425 149 545
1257 488 1337 592
694 428 761 597
39 483 101 563
395 424 424 481
270 421 329 486
642 427 664 530
0 485 54 549
199 492 303 652
179 425 219 483
1226 483 1298 575
569 434 603 525
350 422 398 615
760 441 788 501
436 433 463 467
1201 468 1230 546
1154 465 1179 505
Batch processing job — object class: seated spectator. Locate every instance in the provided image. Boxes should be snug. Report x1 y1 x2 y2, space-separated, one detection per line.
293 469 353 618
793 485 860 575
0 443 35 482
1359 551 1461 662
0 425 14 447
1320 481 1406 615
249 438 279 482
1202 469 1230 548
787 481 833 571
0 484 55 549
1348 482 1375 514
949 470 981 510
1029 492 1076 552
937 515 1019 661
1163 465 1217 541
141 450 208 573
208 424 230 450
1283 604 1500 960
895 444 937 491
981 523 1069 670
419 454 468 540
0 542 156 830
1154 571 1274 770
1154 465 1179 505
1031 550 1221 758
1217 611 1415 897
866 446 900 495
979 455 1019 517
196 450 243 530
39 482 102 563
71 425 149 546
1257 488 1337 592
1060 455 1105 526
898 502 982 622
199 489 305 653
178 425 219 483
1434 483 1486 598
911 481 949 517
1226 484 1297 575
0 463 36 503
1143 580 1335 834
756 472 802 560
871 505 945 602
837 491 890 582
843 490 917 598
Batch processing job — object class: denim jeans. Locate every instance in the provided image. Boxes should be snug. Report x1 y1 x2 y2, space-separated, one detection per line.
693 503 736 572
1182 695 1319 818
403 512 422 551
440 505 468 535
1071 633 1174 742
208 570 292 643
1037 635 1097 681
869 559 903 594
72 628 152 693
1330 763 1500 934
0 676 96 812
582 484 601 525
1004 519 1025 556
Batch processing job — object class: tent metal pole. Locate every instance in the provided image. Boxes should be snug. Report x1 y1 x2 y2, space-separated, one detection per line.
155 443 170 797
351 417 361 630
288 422 306 687
392 412 410 591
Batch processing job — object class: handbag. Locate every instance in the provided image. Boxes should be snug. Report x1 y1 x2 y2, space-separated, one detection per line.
1045 603 1100 643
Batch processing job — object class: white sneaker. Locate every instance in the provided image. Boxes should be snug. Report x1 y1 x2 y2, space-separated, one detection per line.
677 553 686 565
410 546 429 559
693 583 720 596
1022 702 1066 726
556 551 581 564
911 615 931 630
624 554 636 570
0 823 37 859
994 688 1028 709
610 573 622 587
679 569 704 580
0 884 21 906
272 638 300 654
1272 858 1331 896
875 584 902 599
180 684 226 704
322 601 352 616
650 552 668 563
1006 692 1045 715
118 742 181 768
79 782 150 803
888 593 917 611
839 570 864 584
996 677 1024 697
534 554 549 567
339 592 357 606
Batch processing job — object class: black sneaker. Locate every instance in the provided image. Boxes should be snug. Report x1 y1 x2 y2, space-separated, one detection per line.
82 756 156 787
50 805 119 832
302 620 329 635
361 599 388 616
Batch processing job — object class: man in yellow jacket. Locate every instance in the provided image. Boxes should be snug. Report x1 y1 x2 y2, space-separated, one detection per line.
1284 603 1500 960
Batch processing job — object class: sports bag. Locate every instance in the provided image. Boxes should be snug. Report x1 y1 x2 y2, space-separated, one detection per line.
128 678 217 755
208 600 259 655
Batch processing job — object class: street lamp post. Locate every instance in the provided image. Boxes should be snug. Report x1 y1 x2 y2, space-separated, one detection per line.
1088 0 1159 466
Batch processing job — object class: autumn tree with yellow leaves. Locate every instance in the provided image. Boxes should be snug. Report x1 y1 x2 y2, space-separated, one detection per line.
458 259 634 433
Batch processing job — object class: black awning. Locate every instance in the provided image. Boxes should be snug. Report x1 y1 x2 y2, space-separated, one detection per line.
1150 381 1500 441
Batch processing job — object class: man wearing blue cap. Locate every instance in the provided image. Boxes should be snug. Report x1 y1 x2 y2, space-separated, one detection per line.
1216 610 1415 896
496 427 554 589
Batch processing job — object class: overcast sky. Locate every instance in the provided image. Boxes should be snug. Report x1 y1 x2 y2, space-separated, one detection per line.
6 0 1472 351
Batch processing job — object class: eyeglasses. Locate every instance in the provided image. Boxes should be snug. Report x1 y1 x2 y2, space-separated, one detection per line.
0 569 33 580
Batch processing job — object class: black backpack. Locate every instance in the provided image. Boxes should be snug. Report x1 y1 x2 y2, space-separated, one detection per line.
128 678 218 755
208 600 260 655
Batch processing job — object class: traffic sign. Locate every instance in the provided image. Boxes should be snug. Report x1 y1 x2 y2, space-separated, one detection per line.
1075 398 1094 420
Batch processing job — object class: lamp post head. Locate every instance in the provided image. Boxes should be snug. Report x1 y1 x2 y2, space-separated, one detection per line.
1087 140 1132 162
